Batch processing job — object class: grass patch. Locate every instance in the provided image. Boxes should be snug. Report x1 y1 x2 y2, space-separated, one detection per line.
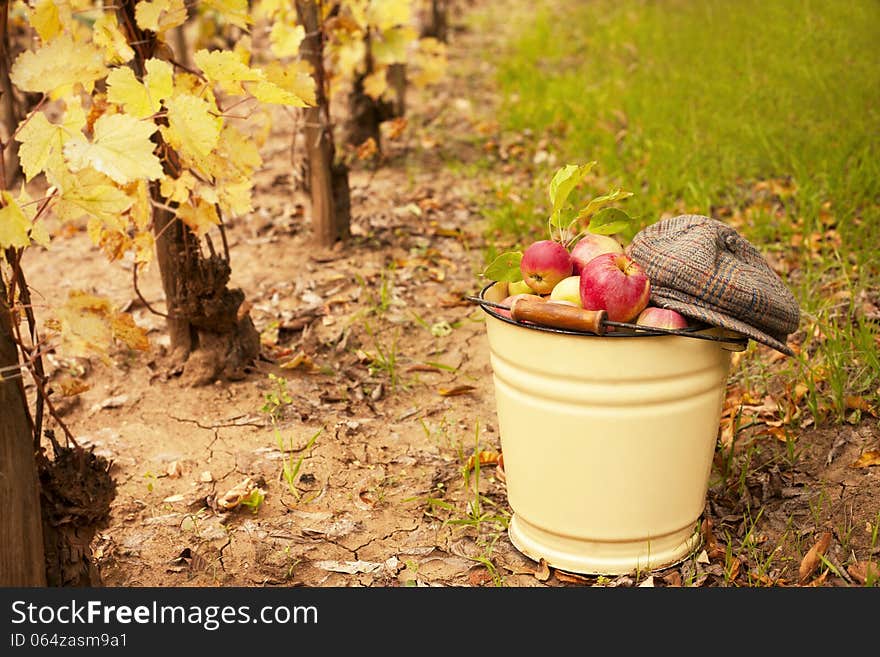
480 0 880 423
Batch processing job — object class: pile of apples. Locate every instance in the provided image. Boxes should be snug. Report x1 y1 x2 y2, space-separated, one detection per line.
501 233 689 329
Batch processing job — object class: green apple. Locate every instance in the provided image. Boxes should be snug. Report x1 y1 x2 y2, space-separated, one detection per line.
508 279 534 296
549 275 582 307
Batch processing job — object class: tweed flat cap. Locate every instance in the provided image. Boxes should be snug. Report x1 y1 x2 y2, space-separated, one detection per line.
627 215 800 356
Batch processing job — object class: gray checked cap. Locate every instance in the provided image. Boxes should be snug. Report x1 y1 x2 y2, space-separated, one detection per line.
627 215 800 356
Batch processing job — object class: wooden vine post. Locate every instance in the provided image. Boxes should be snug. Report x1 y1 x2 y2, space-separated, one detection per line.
0 276 46 586
296 0 350 247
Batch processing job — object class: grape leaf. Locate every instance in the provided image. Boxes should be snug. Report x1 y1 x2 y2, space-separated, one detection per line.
50 167 135 227
411 38 447 88
107 58 173 119
202 0 251 30
28 0 63 43
64 113 163 185
0 193 32 249
367 0 412 31
194 49 262 95
177 199 221 235
10 35 107 99
15 111 66 182
161 93 223 163
135 0 188 33
587 207 633 236
92 12 135 64
373 26 419 65
270 21 306 58
363 70 388 100
483 251 523 282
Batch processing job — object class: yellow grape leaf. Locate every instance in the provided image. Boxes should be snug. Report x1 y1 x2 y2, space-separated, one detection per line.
372 26 418 65
177 199 220 235
135 0 188 33
92 12 136 64
92 224 132 262
264 61 316 107
10 35 108 99
330 34 367 80
15 111 66 182
222 125 262 173
107 58 173 119
194 49 262 95
159 171 197 204
29 0 63 43
363 69 387 100
162 93 223 163
63 96 87 135
129 179 152 231
367 0 412 31
111 312 150 351
0 192 32 249
52 291 115 364
254 0 286 19
216 179 253 217
64 113 163 185
202 0 251 29
132 231 155 264
145 58 175 102
250 79 311 107
412 37 447 87
50 167 135 227
270 21 305 58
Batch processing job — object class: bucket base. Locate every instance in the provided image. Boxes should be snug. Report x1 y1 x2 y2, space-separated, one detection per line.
508 514 702 576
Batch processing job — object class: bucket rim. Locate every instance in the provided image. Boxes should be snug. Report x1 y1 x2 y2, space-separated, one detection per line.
477 282 748 349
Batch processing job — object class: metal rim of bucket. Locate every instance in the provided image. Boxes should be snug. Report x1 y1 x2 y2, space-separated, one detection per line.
476 282 750 350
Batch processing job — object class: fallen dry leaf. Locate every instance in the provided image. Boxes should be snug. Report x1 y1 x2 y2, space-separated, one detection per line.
534 558 551 582
845 396 877 417
217 476 260 511
847 560 880 585
852 450 880 468
554 570 591 585
638 575 655 587
799 531 833 584
438 385 476 397
464 450 502 474
662 571 682 587
727 556 742 582
468 566 494 586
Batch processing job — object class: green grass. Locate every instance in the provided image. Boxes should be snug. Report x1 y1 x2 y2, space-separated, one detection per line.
479 0 880 423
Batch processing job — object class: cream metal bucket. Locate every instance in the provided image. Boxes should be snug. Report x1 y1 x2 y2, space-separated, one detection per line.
480 282 740 575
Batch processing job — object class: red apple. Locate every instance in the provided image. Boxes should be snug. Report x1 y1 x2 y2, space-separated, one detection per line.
570 233 624 275
520 240 573 294
579 252 651 322
636 307 689 330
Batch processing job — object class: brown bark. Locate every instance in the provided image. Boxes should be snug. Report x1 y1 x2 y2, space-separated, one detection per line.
0 0 22 187
38 436 115 587
345 36 403 154
420 0 449 42
117 0 260 386
296 0 350 247
0 275 46 586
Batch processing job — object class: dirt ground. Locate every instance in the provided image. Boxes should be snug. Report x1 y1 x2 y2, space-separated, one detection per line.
22 3 880 588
